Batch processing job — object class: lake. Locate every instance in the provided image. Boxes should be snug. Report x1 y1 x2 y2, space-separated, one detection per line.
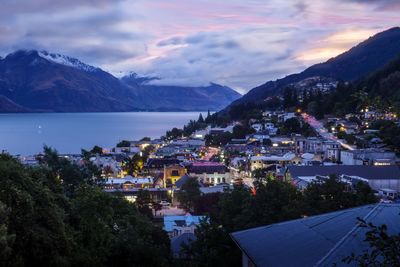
0 112 206 155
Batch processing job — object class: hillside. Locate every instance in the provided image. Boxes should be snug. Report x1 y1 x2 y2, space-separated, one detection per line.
222 27 400 112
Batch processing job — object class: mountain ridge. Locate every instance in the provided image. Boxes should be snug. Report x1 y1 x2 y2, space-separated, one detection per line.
220 27 400 113
0 50 240 112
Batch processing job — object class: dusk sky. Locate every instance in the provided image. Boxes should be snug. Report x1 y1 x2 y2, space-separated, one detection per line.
1 0 399 93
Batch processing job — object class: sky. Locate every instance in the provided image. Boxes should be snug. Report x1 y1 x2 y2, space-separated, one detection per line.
0 0 399 93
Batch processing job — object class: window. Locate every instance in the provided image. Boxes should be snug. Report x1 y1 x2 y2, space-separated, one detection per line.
171 170 179 176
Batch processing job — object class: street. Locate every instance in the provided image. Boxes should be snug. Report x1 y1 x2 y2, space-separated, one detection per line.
301 113 355 150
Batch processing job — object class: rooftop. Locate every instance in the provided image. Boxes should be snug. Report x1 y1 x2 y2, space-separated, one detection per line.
287 165 400 180
231 203 400 267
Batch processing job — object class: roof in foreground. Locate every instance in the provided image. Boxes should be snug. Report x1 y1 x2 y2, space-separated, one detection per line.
231 203 400 267
287 165 400 180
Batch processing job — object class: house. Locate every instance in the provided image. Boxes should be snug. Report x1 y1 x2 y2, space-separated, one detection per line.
188 161 231 185
250 123 263 132
340 149 397 165
250 153 296 171
104 176 153 190
231 203 400 267
278 112 296 122
145 158 181 170
199 184 232 194
163 164 187 188
265 123 278 136
286 165 400 192
163 213 205 238
335 120 359 134
192 129 208 139
248 131 270 142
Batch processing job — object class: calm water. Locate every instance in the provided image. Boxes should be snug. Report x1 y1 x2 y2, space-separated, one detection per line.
0 112 205 155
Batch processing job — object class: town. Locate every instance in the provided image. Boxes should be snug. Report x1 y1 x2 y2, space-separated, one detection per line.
16 100 400 265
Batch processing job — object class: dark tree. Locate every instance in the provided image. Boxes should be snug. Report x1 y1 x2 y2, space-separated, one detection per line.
343 219 400 266
177 178 201 212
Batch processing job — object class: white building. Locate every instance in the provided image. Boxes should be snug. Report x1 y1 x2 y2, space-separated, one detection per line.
341 149 397 165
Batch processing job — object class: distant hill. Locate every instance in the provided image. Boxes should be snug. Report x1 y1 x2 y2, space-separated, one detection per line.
120 73 241 111
221 27 400 113
0 50 240 112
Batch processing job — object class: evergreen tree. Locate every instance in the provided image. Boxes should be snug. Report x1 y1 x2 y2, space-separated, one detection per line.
198 113 204 123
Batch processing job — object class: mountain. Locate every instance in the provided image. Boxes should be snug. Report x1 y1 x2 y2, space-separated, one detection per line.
222 27 400 112
0 50 135 112
0 50 240 112
120 73 241 111
360 54 400 102
0 95 28 112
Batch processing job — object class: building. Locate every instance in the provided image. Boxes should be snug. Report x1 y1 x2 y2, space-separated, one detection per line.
163 213 205 238
340 149 397 165
188 161 231 185
250 153 296 171
146 158 181 169
231 203 400 267
103 176 153 190
286 165 400 192
163 164 186 188
295 137 341 161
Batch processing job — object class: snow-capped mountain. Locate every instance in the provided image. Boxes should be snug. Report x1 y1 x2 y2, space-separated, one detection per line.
38 50 99 72
0 49 241 112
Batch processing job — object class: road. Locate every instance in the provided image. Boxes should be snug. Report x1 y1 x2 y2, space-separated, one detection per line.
301 113 355 150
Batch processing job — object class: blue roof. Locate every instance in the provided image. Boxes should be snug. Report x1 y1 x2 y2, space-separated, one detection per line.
231 204 400 267
163 214 205 232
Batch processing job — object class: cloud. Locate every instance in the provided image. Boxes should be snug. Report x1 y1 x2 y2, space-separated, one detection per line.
344 0 400 10
0 0 126 15
0 0 399 93
157 37 184 47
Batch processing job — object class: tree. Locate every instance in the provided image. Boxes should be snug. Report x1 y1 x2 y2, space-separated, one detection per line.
343 219 400 266
41 146 100 196
90 145 103 154
232 124 255 139
166 127 184 140
135 189 153 218
0 154 72 266
177 178 201 212
0 152 172 267
302 175 377 216
282 117 301 134
116 140 131 147
122 154 144 176
0 201 14 263
205 132 233 147
198 113 204 123
283 87 297 109
193 193 221 218
183 219 242 267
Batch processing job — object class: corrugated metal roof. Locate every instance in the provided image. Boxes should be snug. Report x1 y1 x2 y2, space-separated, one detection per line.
288 165 400 180
231 204 400 267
